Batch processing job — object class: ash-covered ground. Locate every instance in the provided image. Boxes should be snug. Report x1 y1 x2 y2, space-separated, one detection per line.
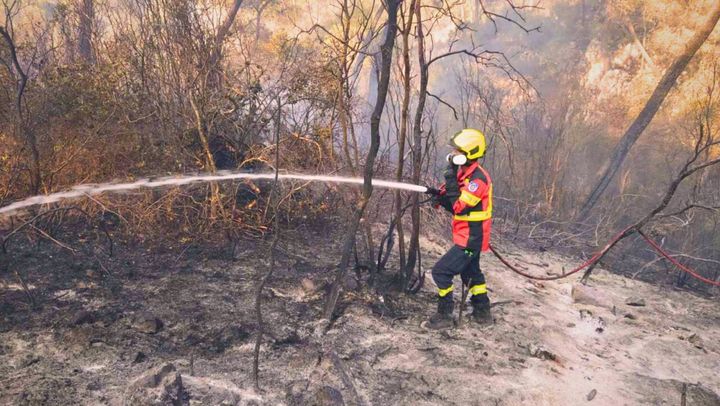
1 227 719 405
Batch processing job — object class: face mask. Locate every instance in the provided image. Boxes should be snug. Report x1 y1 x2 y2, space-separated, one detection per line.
446 153 468 166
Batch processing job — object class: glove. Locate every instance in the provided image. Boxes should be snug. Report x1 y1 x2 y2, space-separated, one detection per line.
443 162 457 183
432 194 453 212
443 163 460 199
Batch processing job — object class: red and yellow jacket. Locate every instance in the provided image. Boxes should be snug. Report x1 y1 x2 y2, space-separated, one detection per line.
435 161 493 252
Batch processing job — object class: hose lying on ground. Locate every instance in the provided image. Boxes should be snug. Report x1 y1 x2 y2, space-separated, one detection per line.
488 227 720 287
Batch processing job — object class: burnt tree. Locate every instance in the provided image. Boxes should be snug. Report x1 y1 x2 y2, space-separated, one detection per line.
577 2 720 219
323 0 402 320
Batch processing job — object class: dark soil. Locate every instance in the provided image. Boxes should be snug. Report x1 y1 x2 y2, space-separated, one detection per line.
0 225 354 404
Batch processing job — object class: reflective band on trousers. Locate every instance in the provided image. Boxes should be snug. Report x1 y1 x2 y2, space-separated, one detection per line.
454 210 491 222
438 286 454 297
469 284 487 296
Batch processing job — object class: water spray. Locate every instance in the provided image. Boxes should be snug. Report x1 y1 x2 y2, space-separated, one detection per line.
3 170 715 289
0 171 440 217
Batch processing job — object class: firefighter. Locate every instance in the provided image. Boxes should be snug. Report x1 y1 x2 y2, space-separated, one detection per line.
427 128 493 329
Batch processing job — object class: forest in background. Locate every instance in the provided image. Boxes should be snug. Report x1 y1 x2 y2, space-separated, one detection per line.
1 0 719 292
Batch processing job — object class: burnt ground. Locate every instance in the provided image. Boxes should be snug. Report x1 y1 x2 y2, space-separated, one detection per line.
1 224 720 405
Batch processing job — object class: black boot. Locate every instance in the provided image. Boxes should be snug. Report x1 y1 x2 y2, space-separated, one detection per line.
426 296 454 330
470 301 493 325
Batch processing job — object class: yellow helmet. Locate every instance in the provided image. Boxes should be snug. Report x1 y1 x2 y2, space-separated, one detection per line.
451 128 486 160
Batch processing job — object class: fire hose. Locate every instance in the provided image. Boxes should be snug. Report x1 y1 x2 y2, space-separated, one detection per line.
422 187 720 288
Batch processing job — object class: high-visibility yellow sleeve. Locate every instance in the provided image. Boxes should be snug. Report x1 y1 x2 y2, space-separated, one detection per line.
459 190 481 206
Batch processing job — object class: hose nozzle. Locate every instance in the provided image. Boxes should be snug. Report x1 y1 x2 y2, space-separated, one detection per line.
424 187 441 196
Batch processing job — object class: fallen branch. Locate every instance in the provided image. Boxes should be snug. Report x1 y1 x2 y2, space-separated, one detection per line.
327 350 365 405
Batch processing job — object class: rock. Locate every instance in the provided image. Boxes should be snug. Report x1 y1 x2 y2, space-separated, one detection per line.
300 278 316 293
131 313 163 334
341 275 359 291
133 351 147 364
309 386 345 406
126 363 188 405
625 297 646 307
688 333 704 349
587 389 597 401
287 382 344 406
132 364 176 389
210 325 249 353
287 380 310 405
624 313 637 320
183 375 262 405
70 310 95 326
527 343 556 361
571 284 613 309
273 329 303 348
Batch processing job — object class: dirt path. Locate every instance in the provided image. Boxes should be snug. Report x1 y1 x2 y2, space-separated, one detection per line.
1 233 718 405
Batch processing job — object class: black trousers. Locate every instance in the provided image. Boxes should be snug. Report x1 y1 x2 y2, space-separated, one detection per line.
432 245 489 305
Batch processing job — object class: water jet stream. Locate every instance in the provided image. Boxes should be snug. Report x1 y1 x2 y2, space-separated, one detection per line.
0 172 429 217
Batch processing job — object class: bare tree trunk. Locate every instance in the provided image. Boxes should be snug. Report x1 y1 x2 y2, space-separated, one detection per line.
190 95 221 218
57 7 76 64
394 0 416 280
338 84 356 174
339 0 361 171
403 0 427 289
207 0 244 88
323 0 401 320
253 0 272 50
210 0 244 67
77 0 94 64
577 2 720 220
253 98 282 391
